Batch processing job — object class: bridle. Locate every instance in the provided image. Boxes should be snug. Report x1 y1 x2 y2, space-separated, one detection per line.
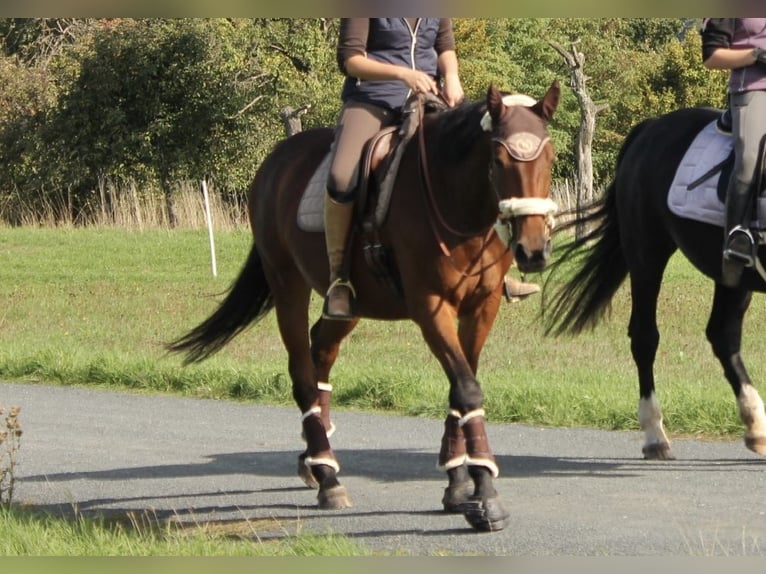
416 94 558 277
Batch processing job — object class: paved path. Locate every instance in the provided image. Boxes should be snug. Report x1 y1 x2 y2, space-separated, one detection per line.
2 381 766 556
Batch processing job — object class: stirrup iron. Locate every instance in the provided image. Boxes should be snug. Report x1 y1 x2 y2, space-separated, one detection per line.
723 225 755 268
322 278 357 320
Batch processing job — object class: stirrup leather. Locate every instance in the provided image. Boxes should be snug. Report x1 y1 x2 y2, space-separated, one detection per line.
723 225 755 268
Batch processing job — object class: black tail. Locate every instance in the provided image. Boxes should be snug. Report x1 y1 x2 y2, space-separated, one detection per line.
167 243 275 364
542 181 627 336
542 118 656 336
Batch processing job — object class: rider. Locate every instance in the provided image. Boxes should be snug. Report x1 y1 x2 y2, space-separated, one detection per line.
701 18 766 288
323 18 539 320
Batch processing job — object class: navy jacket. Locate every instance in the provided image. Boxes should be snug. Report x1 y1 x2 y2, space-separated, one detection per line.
340 18 441 112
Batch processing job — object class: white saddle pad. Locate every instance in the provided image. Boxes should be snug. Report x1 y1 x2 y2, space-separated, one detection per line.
668 120 766 229
667 121 732 228
296 153 331 232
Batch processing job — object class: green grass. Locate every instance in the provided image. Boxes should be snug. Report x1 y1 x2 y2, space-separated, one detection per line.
0 225 761 438
3 225 765 555
0 505 369 556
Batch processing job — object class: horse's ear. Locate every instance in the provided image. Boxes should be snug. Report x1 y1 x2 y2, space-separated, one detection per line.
486 83 506 126
532 80 560 123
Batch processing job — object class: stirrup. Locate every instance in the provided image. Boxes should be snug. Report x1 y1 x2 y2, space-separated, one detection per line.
723 226 755 268
322 278 357 320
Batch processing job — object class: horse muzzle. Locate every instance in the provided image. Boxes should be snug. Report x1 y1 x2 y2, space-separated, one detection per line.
494 197 557 272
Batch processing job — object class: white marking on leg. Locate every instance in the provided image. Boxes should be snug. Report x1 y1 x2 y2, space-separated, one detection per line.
738 384 766 446
638 393 670 452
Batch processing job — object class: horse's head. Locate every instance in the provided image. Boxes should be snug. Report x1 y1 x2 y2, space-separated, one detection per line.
483 81 560 273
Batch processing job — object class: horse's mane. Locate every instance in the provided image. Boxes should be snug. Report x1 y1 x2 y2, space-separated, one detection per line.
427 100 487 163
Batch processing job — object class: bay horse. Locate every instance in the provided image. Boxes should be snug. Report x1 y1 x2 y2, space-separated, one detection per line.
168 81 560 532
543 106 766 460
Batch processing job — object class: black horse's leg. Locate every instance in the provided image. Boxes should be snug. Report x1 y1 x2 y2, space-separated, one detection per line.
415 299 509 532
270 277 352 510
628 262 675 459
706 285 766 454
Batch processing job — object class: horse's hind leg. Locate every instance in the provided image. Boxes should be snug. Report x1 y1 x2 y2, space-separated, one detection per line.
706 286 766 454
295 315 360 489
269 274 352 509
629 265 675 460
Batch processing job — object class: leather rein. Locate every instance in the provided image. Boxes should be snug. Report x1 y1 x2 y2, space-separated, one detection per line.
415 97 508 279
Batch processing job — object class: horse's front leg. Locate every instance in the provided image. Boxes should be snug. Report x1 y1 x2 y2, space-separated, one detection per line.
417 297 509 532
627 270 674 460
707 286 766 454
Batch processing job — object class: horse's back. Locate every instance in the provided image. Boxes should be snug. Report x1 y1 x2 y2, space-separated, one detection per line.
248 127 333 240
620 107 719 172
615 107 720 208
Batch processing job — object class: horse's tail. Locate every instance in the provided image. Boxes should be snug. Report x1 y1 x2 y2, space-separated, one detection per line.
542 119 654 336
542 181 626 336
166 243 275 364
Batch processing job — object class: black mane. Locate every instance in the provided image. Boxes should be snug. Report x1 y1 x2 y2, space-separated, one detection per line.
427 100 487 163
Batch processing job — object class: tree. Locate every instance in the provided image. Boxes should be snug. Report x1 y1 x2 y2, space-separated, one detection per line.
48 19 281 225
550 40 608 234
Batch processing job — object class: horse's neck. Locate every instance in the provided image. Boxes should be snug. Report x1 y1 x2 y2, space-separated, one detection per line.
429 142 498 230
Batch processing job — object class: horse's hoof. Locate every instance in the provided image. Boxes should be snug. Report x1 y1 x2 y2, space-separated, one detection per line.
318 485 352 510
442 482 472 514
459 496 510 532
642 443 675 460
297 455 319 489
744 434 766 455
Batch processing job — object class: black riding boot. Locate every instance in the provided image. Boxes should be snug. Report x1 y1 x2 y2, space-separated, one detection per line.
721 179 755 288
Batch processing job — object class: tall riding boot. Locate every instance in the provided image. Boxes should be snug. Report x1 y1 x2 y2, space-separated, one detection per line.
721 179 755 288
323 195 356 320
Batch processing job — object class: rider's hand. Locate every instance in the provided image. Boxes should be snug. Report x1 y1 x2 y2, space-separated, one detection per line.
441 74 464 107
401 69 438 96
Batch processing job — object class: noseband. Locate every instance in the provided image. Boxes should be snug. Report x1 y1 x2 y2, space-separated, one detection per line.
483 95 558 248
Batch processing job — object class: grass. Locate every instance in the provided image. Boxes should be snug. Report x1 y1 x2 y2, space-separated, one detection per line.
0 225 760 438
0 505 369 556
2 225 765 555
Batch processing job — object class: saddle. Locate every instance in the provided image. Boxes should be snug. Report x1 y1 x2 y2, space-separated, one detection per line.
297 93 448 294
667 117 766 233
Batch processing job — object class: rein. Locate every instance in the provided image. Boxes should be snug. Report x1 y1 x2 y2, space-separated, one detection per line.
416 100 505 278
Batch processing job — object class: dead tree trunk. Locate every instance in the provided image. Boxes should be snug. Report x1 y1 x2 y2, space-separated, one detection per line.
279 104 311 137
549 40 608 238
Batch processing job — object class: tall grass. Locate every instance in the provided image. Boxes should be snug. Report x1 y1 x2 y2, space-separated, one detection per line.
1 180 248 230
1 179 580 230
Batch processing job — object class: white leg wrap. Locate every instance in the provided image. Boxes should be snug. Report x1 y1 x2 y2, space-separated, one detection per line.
301 406 321 421
638 393 670 448
458 408 486 427
300 406 335 438
304 456 340 473
738 385 766 436
437 455 467 472
317 382 332 392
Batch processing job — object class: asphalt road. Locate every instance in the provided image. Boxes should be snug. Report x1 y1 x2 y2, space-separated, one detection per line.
2 381 766 556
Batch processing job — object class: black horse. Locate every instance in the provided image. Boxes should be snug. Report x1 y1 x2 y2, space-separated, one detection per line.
543 107 766 460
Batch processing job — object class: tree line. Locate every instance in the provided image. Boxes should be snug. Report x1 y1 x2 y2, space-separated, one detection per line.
0 18 728 225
